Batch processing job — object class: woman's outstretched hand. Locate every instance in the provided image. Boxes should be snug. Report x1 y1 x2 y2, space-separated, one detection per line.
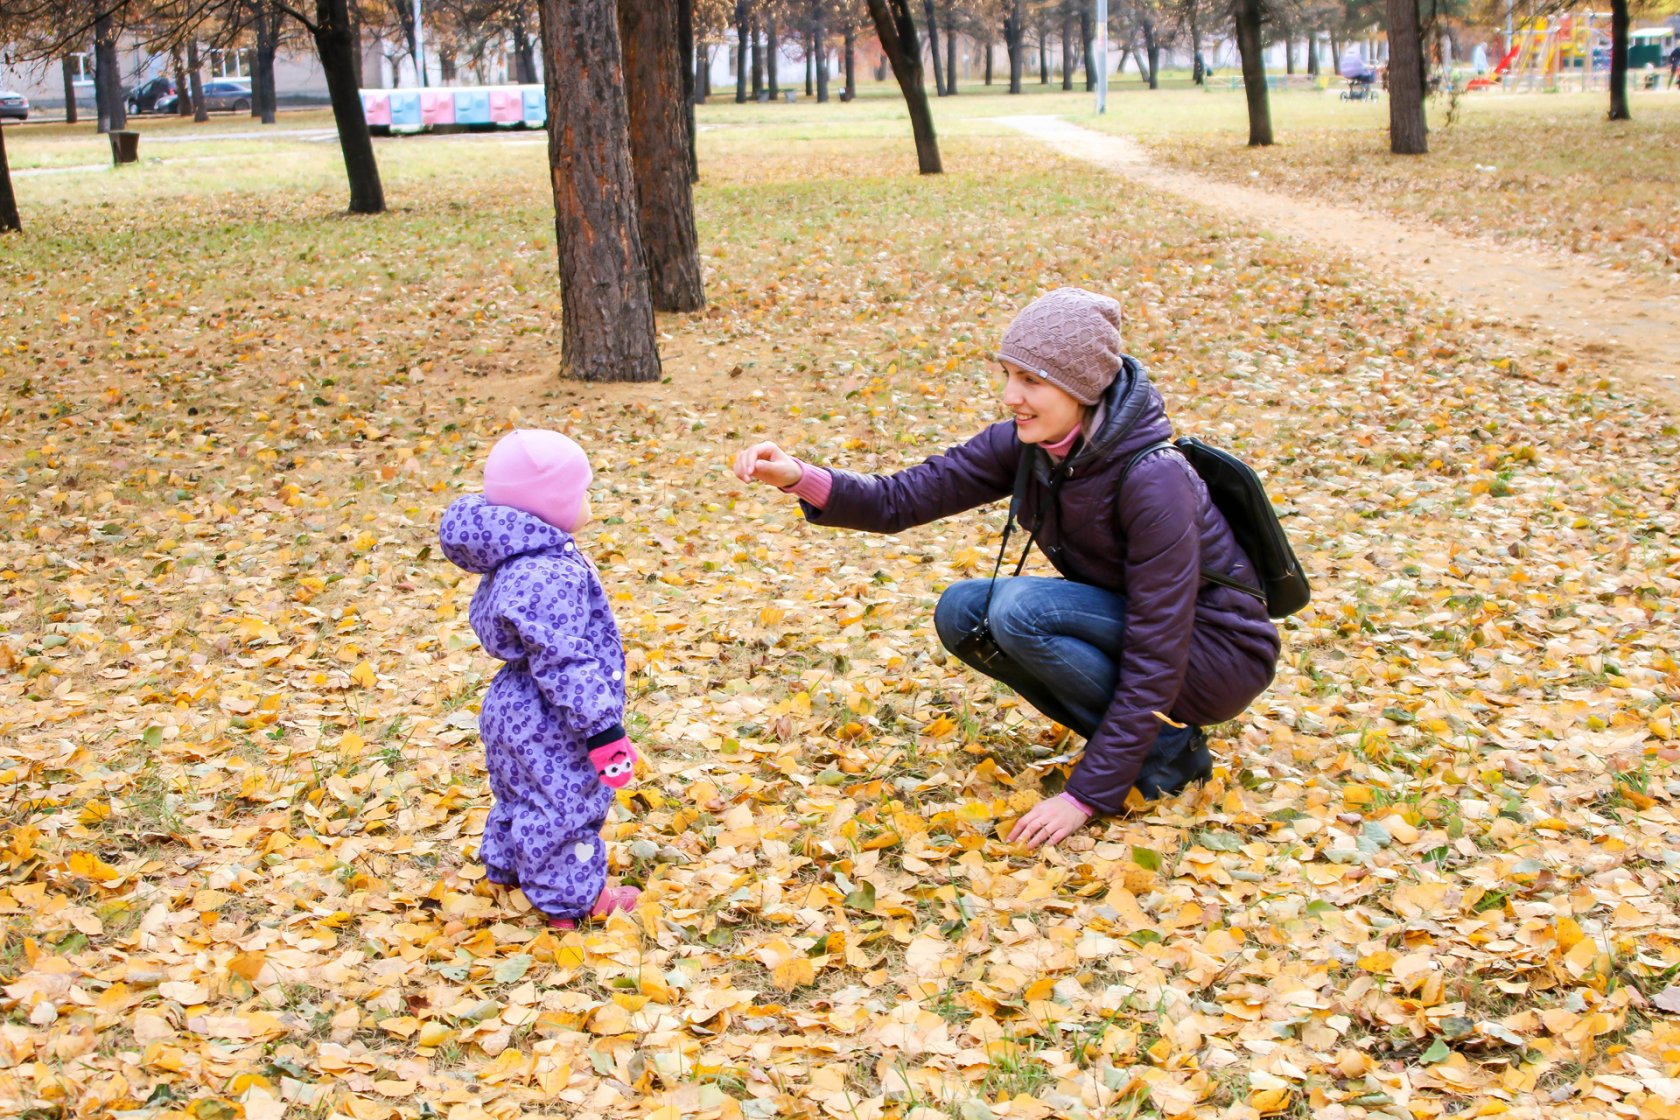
1008 795 1089 851
733 442 803 489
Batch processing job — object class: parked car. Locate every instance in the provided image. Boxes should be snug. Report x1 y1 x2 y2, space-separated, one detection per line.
156 79 253 115
126 76 176 114
0 89 28 121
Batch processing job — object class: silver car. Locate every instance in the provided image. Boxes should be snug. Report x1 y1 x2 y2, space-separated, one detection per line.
0 89 28 121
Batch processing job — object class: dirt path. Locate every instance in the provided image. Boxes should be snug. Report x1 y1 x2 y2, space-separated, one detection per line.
1000 115 1680 411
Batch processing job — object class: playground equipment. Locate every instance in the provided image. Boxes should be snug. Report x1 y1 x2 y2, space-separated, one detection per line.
359 84 546 134
1467 13 1617 92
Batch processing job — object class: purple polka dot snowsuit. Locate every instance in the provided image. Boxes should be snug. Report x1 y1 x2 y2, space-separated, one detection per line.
439 495 627 920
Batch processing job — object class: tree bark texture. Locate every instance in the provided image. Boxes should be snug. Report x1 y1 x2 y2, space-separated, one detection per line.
1234 0 1273 145
1385 0 1428 151
619 0 705 312
255 1 282 123
540 0 661 381
0 122 20 234
1609 0 1630 120
95 15 125 133
863 0 942 173
1005 1 1024 92
313 0 387 212
62 54 79 125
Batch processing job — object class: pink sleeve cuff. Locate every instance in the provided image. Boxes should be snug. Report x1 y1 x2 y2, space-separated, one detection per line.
1058 792 1095 818
782 461 832 509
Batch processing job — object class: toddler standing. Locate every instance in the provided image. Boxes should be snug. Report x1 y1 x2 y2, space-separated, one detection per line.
439 430 640 928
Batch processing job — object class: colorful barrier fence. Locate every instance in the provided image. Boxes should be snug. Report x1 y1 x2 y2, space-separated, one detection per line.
359 85 546 132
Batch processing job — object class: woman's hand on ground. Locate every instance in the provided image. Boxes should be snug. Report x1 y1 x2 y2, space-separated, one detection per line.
1007 795 1089 851
733 442 803 489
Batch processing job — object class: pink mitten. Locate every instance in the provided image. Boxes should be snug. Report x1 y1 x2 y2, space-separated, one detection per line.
588 738 638 790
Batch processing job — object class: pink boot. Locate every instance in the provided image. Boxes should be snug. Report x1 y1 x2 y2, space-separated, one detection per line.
545 885 641 930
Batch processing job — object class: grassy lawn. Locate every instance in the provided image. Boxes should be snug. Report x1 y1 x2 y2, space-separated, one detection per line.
2 97 1679 1119
1074 86 1680 277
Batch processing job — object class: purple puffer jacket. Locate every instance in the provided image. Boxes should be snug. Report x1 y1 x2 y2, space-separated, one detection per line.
438 495 627 917
802 359 1281 813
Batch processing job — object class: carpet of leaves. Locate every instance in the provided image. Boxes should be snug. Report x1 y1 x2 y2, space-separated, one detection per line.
2 127 1679 1120
1122 93 1680 280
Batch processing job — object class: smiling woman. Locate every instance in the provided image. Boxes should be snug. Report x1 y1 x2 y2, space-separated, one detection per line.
733 287 1284 849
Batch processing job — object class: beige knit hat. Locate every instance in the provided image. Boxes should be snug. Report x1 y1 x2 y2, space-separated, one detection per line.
996 287 1124 406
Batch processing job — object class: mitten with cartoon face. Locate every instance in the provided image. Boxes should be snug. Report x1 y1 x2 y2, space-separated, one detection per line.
586 735 638 790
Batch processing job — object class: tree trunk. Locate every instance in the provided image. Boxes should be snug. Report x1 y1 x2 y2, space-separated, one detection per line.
513 22 538 83
985 36 994 84
349 0 364 85
815 4 829 101
1234 0 1273 145
1142 19 1160 89
62 54 79 125
174 50 191 116
1284 33 1295 75
1118 45 1132 78
0 122 19 235
1385 0 1428 150
924 0 945 95
313 0 387 212
1061 3 1074 89
189 39 209 121
843 21 856 98
1005 1 1024 93
1307 36 1318 76
1189 3 1202 83
95 14 125 133
620 0 705 312
1080 6 1093 89
766 13 778 95
945 4 956 94
752 17 764 97
678 0 697 180
863 0 942 173
736 2 750 101
1038 24 1048 83
1608 0 1630 120
258 2 281 124
805 30 814 95
540 0 661 381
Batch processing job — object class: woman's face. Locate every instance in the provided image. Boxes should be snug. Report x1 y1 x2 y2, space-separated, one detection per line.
1001 360 1082 445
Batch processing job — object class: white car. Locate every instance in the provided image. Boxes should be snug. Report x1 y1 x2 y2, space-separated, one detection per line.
0 89 28 121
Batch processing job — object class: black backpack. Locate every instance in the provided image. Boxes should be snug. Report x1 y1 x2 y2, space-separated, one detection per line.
1121 437 1311 619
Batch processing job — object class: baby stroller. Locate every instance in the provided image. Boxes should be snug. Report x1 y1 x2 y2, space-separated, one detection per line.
1338 48 1380 101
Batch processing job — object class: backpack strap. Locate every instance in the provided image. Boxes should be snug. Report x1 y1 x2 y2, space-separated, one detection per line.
1116 439 1265 601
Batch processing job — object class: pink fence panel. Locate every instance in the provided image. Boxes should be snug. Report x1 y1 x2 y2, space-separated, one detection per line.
420 90 455 126
360 91 391 126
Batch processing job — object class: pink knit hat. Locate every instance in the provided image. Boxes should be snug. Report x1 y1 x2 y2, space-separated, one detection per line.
997 287 1125 406
483 429 592 532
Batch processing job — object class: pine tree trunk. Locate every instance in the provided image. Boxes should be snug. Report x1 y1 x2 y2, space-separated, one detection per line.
1385 0 1428 151
620 0 705 312
62 54 79 125
313 0 387 212
1234 0 1273 145
1608 0 1630 120
0 121 20 235
863 0 942 173
924 0 945 95
540 0 661 381
189 40 209 121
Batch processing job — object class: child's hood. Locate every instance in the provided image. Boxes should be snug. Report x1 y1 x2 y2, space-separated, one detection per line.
439 494 573 573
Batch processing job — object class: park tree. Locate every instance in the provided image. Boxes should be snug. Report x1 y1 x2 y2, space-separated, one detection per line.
864 0 943 172
1386 0 1427 149
276 0 387 211
1233 0 1274 142
0 115 18 234
538 0 661 381
619 0 706 312
1002 0 1026 90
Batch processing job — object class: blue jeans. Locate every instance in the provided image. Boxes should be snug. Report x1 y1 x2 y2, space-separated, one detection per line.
933 576 1199 753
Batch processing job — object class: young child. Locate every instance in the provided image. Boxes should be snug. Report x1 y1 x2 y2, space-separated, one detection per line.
439 429 640 928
